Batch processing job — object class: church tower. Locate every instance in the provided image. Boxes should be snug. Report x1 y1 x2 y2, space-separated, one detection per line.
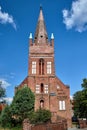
28 6 55 111
18 7 72 127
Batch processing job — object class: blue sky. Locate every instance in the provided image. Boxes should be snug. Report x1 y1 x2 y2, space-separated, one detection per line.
0 0 87 100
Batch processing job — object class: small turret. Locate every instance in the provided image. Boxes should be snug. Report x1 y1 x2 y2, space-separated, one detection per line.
51 33 54 46
29 33 33 46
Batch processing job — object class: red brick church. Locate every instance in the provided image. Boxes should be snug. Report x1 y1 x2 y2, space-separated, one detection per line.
16 7 72 127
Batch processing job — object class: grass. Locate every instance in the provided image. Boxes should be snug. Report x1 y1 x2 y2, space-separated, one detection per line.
0 126 22 130
72 122 78 127
0 126 8 130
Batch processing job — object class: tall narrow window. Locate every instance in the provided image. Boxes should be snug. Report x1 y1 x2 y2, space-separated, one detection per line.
44 85 48 94
47 62 51 74
41 83 44 93
39 60 41 74
39 59 44 75
42 61 44 75
59 101 66 110
36 85 40 94
32 61 36 74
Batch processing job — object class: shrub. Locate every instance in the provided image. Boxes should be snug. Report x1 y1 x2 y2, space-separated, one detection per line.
29 109 51 124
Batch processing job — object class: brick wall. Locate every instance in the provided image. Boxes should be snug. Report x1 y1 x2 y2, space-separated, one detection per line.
78 119 87 128
23 119 68 130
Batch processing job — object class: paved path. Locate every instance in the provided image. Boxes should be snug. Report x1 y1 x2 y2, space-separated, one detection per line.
68 127 87 130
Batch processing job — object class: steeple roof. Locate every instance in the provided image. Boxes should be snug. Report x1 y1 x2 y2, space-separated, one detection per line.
34 7 48 44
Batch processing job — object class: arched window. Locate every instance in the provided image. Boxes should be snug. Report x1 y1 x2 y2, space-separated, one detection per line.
41 83 44 93
39 59 44 75
40 100 44 109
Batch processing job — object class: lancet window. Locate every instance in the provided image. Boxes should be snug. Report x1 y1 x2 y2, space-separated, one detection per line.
39 59 44 75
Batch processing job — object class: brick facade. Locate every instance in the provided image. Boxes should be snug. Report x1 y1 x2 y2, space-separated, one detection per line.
16 8 72 127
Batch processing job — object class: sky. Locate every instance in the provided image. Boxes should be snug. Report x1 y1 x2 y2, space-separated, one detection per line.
0 0 87 102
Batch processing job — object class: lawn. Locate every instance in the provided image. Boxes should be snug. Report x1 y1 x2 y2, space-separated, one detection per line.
0 126 22 130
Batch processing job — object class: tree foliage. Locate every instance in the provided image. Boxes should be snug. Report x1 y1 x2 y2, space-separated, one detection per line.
81 78 87 89
0 105 12 128
0 81 6 100
29 109 51 124
10 87 35 123
0 81 6 114
0 86 35 128
73 78 87 118
0 86 52 128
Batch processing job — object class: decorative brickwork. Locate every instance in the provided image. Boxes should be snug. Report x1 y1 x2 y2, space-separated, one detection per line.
17 7 72 127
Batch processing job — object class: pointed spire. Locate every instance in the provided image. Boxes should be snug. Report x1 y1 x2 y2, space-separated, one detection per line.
34 6 48 44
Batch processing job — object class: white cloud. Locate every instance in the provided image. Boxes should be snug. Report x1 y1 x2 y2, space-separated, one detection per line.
1 72 16 79
4 97 13 104
62 0 87 32
70 95 73 100
0 78 11 88
10 72 16 79
0 6 16 30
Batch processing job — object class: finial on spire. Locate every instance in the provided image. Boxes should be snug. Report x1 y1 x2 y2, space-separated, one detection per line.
29 33 32 39
38 5 44 21
51 33 54 39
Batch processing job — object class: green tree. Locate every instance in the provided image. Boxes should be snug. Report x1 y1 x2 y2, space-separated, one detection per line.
0 105 12 128
0 81 6 100
73 78 87 118
81 78 87 89
0 81 6 114
73 91 83 118
10 86 35 123
29 109 51 124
